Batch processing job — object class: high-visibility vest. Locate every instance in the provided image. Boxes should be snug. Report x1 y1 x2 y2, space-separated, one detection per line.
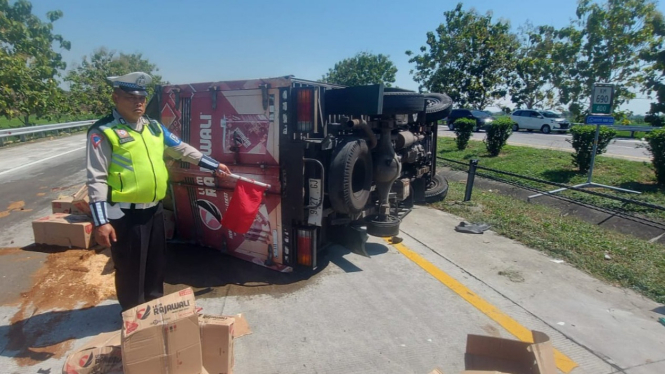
95 117 169 203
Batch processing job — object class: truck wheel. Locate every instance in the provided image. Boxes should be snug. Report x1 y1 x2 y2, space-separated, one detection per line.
383 92 425 114
424 93 453 122
365 214 401 237
424 173 449 203
329 139 373 214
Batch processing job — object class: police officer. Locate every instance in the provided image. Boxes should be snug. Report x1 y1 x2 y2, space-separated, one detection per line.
86 72 230 311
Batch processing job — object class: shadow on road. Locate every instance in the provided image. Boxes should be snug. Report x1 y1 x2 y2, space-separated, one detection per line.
0 303 121 365
164 241 389 299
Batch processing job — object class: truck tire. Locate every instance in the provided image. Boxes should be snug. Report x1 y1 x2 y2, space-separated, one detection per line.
365 214 401 237
383 92 425 114
424 93 453 122
424 173 449 203
329 139 373 214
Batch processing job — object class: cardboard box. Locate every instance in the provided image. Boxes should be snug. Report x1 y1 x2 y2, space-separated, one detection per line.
464 331 556 374
51 195 74 214
72 184 91 216
63 330 123 374
198 313 250 374
121 288 203 374
32 213 96 249
164 209 176 239
199 315 234 374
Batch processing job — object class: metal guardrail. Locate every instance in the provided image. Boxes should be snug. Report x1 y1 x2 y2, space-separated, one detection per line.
0 120 95 146
574 123 656 137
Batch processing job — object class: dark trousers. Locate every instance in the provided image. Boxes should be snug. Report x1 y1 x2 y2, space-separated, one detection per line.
109 203 165 311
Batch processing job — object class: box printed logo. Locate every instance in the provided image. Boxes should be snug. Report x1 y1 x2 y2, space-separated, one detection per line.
79 352 94 367
196 199 222 230
124 320 139 334
136 305 151 320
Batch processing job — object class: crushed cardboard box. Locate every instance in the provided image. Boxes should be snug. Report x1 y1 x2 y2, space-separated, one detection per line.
52 195 74 214
63 330 123 374
32 213 96 248
72 184 91 216
428 330 557 374
121 288 203 374
164 209 176 239
464 330 556 374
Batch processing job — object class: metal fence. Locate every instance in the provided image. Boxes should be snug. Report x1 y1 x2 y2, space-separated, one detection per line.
438 156 665 229
0 120 96 146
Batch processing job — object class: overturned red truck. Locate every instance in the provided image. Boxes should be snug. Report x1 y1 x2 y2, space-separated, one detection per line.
145 76 452 272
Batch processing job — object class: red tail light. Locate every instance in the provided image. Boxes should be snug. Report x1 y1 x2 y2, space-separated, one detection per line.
297 228 317 268
297 89 313 132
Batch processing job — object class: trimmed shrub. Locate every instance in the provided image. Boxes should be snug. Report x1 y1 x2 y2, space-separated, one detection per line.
484 117 514 156
453 118 476 150
646 128 665 185
568 125 617 173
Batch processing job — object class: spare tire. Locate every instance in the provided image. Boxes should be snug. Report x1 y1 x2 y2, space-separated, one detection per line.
329 139 373 214
383 92 425 114
424 173 449 203
424 93 453 122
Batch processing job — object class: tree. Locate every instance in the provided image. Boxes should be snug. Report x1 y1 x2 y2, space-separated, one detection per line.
406 3 519 110
0 0 70 125
64 48 163 116
640 13 665 115
321 52 397 87
508 23 558 109
552 0 663 118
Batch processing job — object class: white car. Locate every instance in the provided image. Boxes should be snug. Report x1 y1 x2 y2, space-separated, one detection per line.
510 109 571 134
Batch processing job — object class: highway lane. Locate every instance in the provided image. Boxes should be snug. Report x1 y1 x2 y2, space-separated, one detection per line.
437 126 651 162
0 134 88 248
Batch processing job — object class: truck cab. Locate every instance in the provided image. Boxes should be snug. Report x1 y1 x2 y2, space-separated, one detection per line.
147 76 452 271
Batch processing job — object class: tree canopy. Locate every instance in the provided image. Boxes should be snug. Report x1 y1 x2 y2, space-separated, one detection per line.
321 52 397 87
406 3 519 110
0 0 70 124
64 48 163 116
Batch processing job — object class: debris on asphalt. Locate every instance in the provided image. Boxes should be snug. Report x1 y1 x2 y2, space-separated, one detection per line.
454 221 491 234
4 246 115 367
550 259 565 264
498 269 525 283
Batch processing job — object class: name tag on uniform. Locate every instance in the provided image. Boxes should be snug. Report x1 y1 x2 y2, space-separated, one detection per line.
114 128 135 144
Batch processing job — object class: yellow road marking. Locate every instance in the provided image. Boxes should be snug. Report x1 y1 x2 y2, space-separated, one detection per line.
387 239 578 373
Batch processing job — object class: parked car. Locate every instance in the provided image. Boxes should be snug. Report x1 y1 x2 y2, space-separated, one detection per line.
510 109 571 134
446 109 495 131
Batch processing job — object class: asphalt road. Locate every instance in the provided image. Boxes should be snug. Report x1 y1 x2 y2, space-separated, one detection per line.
438 126 651 162
0 133 664 373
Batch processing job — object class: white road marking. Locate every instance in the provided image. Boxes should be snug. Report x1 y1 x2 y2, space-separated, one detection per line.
0 146 86 177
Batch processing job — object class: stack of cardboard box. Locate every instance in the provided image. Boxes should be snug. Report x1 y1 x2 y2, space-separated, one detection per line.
63 287 249 374
35 185 177 248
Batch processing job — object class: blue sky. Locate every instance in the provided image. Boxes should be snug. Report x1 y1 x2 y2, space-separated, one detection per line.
30 0 665 114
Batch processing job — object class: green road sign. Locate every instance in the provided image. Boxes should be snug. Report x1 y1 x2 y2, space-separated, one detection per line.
590 84 614 114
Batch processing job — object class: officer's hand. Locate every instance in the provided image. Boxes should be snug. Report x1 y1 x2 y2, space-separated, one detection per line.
95 223 117 248
215 163 231 177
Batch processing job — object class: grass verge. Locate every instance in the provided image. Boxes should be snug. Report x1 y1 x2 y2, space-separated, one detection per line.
436 137 665 221
435 136 665 302
432 178 665 303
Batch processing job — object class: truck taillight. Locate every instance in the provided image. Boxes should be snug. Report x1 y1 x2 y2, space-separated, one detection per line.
297 228 317 268
296 89 314 132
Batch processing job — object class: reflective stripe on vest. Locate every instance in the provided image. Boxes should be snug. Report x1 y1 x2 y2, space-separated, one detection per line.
101 120 169 203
